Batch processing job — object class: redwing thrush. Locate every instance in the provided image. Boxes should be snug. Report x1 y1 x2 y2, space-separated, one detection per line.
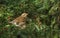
9 13 28 29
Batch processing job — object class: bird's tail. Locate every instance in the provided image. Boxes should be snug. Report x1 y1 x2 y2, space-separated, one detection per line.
9 21 14 24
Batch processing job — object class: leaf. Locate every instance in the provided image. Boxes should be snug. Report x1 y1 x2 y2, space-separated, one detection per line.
35 25 40 31
43 0 50 9
48 3 58 15
51 17 56 27
50 0 55 2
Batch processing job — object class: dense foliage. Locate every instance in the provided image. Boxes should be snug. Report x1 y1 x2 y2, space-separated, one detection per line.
0 0 60 38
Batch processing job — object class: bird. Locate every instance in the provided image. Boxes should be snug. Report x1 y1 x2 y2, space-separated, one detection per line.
9 13 28 29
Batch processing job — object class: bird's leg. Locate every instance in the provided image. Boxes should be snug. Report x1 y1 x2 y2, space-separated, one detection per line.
18 22 26 29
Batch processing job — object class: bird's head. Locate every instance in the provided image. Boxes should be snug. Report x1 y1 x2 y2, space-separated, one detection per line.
21 13 28 17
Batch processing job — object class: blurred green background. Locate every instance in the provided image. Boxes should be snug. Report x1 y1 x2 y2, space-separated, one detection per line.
0 0 60 38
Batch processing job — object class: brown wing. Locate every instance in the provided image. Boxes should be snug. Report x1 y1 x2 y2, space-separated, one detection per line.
9 13 28 25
